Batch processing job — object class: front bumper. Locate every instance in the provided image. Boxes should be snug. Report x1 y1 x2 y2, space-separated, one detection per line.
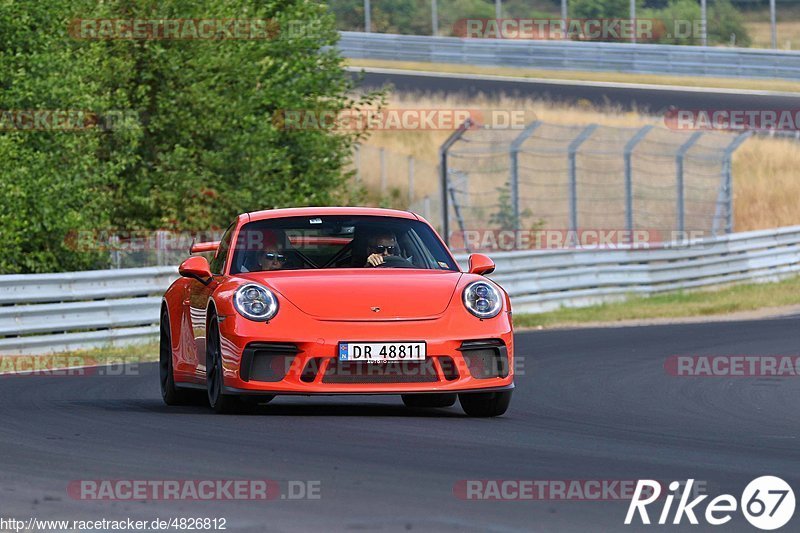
216 309 515 395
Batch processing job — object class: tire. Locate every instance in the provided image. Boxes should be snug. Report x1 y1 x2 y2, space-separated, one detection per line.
459 390 512 417
401 393 457 408
160 309 196 406
206 314 247 414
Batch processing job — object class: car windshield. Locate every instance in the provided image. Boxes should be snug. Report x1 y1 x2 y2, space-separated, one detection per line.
229 215 459 274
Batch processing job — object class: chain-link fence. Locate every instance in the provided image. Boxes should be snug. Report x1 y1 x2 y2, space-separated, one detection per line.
349 144 441 221
438 120 751 251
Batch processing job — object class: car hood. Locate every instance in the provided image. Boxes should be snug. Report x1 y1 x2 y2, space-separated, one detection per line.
237 269 463 321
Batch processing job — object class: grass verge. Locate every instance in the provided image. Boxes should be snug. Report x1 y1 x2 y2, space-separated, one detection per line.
0 342 159 374
513 275 800 329
346 58 800 94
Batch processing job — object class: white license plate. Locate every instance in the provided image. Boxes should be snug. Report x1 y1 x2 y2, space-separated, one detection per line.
338 342 426 362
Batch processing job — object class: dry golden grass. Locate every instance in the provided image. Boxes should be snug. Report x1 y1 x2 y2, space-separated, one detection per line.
744 6 800 50
355 94 800 231
746 21 800 50
732 135 800 231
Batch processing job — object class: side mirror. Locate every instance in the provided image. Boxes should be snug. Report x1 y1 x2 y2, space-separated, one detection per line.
468 253 495 276
179 256 213 285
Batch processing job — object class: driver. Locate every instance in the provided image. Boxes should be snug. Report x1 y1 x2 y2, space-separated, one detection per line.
257 230 289 271
365 231 401 267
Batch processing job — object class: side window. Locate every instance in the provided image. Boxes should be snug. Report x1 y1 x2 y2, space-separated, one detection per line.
209 223 235 275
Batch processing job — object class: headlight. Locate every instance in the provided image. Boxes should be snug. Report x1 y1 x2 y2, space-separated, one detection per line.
234 283 278 321
463 281 503 319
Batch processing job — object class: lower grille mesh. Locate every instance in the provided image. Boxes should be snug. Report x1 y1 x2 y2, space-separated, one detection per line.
322 360 438 384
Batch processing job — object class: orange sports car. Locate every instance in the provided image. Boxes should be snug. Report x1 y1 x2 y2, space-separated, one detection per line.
160 207 514 416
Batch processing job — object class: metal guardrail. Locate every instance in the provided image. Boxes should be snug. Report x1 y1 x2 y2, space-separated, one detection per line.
0 267 177 355
475 225 800 313
0 225 798 354
339 31 800 80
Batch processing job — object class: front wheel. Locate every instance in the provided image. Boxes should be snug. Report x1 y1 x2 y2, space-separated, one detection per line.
401 393 457 408
206 314 247 414
459 390 512 417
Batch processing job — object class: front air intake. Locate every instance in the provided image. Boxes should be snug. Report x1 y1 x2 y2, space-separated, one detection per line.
458 339 509 379
240 343 299 382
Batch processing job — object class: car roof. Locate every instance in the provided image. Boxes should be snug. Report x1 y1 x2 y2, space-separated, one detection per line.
243 206 420 223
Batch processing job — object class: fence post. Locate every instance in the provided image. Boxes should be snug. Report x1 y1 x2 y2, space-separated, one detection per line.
438 119 472 246
509 121 541 232
675 131 704 234
567 124 598 233
379 147 386 194
714 131 752 235
623 125 654 234
354 144 361 183
407 156 415 206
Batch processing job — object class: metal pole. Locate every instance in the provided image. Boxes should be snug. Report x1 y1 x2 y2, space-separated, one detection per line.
495 0 502 19
567 124 598 233
714 131 752 235
407 156 415 206
561 0 568 37
379 147 386 194
509 121 542 233
675 131 704 235
438 119 473 245
431 0 438 36
623 125 653 234
770 0 778 49
630 0 636 44
700 0 707 47
364 0 371 33
354 144 361 183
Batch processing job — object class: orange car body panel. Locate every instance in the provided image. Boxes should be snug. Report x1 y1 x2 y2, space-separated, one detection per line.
162 207 514 395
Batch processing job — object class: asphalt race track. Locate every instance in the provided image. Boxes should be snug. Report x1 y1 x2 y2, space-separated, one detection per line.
1 317 798 532
351 68 800 114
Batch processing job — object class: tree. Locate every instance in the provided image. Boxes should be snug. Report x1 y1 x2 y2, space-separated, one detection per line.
0 0 380 273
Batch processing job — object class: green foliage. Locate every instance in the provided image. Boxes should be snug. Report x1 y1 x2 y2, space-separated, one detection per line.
488 181 542 233
0 0 381 273
708 0 751 47
569 0 643 19
642 0 751 46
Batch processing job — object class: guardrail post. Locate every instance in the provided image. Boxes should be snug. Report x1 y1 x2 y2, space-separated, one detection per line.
438 119 472 245
714 131 752 235
509 121 541 231
675 132 703 234
567 124 598 233
623 125 654 234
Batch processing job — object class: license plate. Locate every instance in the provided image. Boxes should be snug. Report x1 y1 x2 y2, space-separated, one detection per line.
338 342 426 362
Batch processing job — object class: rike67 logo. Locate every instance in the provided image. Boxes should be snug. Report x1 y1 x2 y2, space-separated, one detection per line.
625 477 795 530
